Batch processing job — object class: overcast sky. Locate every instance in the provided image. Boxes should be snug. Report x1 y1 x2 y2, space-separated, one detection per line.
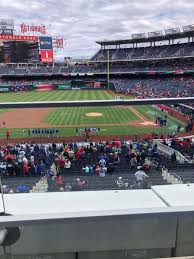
1 0 194 59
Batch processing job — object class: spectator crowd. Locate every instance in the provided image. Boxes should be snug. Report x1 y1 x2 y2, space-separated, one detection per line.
0 139 164 193
114 77 194 99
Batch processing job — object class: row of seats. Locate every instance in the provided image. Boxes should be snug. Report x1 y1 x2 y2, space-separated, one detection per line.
91 43 194 61
114 77 194 98
1 177 39 193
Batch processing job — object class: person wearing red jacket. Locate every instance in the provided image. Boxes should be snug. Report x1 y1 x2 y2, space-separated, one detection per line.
54 173 64 187
23 162 29 175
6 130 10 140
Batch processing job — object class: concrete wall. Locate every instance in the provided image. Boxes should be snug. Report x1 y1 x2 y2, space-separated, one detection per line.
1 190 194 258
1 212 194 258
3 215 176 257
175 216 194 257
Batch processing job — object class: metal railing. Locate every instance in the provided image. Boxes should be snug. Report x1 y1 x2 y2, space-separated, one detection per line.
153 140 190 164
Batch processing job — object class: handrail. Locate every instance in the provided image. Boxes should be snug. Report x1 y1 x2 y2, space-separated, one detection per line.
171 172 182 182
153 140 190 164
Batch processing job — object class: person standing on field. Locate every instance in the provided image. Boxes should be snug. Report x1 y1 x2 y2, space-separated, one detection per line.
22 129 26 138
6 130 10 140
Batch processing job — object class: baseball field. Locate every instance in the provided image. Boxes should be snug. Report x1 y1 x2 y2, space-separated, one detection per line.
0 89 186 139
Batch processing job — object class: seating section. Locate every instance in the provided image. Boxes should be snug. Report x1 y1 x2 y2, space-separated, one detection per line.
114 77 194 98
91 43 194 61
0 66 60 75
170 164 194 183
0 63 193 75
0 141 173 193
0 51 194 75
1 177 39 193
55 173 169 192
166 138 194 161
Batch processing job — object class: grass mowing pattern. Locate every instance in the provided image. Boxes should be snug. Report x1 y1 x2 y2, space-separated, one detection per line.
136 105 185 130
0 90 113 102
0 89 186 138
44 107 138 125
0 105 185 138
0 105 186 138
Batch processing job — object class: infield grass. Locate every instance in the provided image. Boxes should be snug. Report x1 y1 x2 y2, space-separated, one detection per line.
44 107 138 125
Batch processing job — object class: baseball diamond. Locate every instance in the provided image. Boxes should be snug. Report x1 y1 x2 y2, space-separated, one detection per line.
0 90 186 140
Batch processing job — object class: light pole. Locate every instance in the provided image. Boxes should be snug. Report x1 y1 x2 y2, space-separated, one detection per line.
107 49 110 90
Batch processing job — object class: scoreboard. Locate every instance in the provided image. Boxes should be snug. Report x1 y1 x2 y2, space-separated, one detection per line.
0 40 40 63
0 19 14 35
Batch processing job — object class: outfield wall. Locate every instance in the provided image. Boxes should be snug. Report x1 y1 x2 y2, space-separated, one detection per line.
0 80 109 93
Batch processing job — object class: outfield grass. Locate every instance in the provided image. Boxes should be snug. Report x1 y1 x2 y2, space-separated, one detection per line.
136 105 185 130
0 90 186 138
0 123 185 139
0 109 11 114
44 107 138 125
0 105 184 139
0 90 114 102
0 126 155 139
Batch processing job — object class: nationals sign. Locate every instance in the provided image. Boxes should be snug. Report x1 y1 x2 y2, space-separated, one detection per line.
20 23 46 35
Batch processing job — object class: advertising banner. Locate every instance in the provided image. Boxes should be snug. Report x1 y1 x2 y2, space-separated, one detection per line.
0 35 38 41
10 85 33 92
183 25 194 32
0 29 13 35
0 86 10 92
33 84 55 91
53 38 64 48
0 19 14 30
165 27 180 35
148 31 163 37
94 82 101 88
39 36 53 50
132 33 146 39
40 50 54 63
57 84 71 90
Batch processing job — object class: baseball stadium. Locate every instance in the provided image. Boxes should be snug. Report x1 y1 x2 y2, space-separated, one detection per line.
1 10 194 259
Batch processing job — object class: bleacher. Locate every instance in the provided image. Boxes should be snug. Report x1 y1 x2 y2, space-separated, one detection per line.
1 177 40 193
46 147 171 192
171 143 194 161
114 77 194 98
169 164 194 183
91 42 194 61
1 138 193 194
61 173 169 191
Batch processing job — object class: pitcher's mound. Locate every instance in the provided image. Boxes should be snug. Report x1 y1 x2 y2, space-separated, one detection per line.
85 112 103 117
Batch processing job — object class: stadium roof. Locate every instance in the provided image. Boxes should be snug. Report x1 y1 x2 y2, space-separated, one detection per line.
97 30 194 46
